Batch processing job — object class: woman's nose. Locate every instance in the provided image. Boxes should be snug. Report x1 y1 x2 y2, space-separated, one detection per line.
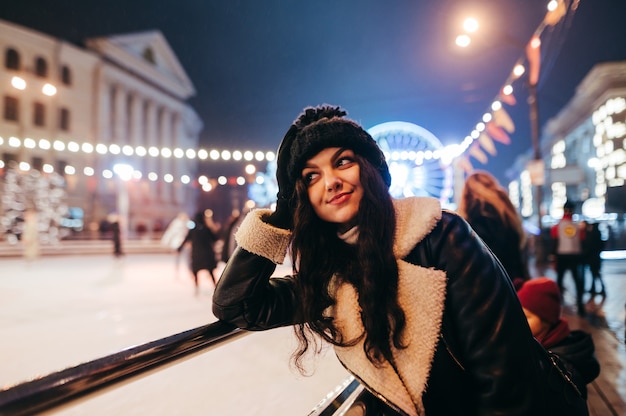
326 176 342 191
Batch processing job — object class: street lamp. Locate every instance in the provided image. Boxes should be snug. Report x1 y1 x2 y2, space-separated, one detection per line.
455 17 479 47
11 76 57 97
11 76 26 90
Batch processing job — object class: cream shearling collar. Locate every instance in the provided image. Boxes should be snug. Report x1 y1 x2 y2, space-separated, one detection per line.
392 196 442 258
234 196 441 265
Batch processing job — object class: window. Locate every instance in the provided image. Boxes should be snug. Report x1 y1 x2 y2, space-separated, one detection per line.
35 57 48 77
5 48 20 70
61 65 72 85
33 102 45 126
3 96 19 121
2 153 17 176
56 160 67 177
31 157 43 171
142 47 155 64
59 108 70 131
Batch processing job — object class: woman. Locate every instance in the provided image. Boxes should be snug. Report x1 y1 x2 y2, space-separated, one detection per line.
458 170 530 284
213 105 586 415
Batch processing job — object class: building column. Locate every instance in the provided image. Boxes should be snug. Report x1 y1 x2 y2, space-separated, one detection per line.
144 101 158 197
113 84 127 145
96 82 112 197
159 108 173 202
129 93 144 173
172 113 184 204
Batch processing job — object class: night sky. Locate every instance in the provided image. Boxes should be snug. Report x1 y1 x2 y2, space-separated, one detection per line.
2 0 626 185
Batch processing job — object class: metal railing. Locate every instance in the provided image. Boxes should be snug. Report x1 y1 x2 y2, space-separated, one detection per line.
0 321 243 415
0 321 402 416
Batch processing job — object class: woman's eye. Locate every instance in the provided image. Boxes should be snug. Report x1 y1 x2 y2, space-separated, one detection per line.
337 156 354 167
303 171 318 185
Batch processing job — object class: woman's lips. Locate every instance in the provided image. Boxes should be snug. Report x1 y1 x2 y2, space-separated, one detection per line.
328 191 352 204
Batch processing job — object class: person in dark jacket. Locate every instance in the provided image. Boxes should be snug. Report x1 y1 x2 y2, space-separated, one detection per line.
517 277 600 398
109 213 124 257
458 170 530 283
213 105 587 415
581 221 606 296
179 209 220 295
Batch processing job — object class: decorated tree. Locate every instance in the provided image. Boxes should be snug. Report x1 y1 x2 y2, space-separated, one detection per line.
1 162 69 245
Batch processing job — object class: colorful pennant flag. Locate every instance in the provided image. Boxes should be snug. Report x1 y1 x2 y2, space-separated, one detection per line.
526 35 541 86
456 156 474 174
544 0 567 26
469 142 488 164
478 133 497 155
486 122 511 145
493 108 515 133
499 88 517 106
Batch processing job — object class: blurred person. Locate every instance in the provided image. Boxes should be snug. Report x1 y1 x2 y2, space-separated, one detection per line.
179 209 220 295
581 221 605 296
162 212 192 276
213 105 587 415
108 213 124 257
98 218 111 238
22 209 40 261
221 208 242 263
550 200 585 316
458 170 530 284
161 212 191 251
517 277 600 399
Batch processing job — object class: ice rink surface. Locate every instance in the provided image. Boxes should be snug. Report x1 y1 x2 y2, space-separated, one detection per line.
1 253 349 415
3 251 625 415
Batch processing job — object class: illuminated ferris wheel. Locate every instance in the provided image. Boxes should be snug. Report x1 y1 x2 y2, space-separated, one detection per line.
368 121 453 203
250 121 455 207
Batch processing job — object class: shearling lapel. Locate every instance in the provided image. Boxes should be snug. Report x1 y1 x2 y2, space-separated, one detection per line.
392 196 442 258
332 197 447 416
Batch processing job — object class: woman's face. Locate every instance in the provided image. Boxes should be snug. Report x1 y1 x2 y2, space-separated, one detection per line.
301 147 363 231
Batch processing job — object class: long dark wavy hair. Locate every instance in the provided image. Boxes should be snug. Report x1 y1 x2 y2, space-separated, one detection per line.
458 170 526 249
289 153 406 373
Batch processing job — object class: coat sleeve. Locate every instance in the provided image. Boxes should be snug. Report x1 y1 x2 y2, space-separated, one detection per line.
212 209 298 330
416 211 543 415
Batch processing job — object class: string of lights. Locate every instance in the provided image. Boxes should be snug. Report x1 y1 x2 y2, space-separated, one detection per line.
0 133 466 191
0 134 276 189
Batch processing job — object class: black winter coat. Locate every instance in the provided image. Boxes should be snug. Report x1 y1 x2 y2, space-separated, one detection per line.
213 198 586 415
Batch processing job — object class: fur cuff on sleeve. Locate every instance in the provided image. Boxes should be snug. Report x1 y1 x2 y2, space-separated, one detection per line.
234 209 291 264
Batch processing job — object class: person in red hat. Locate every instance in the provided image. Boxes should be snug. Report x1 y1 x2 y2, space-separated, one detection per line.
517 277 600 398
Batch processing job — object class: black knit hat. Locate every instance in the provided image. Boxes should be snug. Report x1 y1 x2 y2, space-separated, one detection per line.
275 105 391 202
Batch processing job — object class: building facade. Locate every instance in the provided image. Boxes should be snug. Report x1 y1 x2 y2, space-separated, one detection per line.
508 60 626 247
0 19 202 242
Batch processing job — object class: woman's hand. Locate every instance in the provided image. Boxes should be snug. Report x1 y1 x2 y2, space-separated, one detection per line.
265 197 292 230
